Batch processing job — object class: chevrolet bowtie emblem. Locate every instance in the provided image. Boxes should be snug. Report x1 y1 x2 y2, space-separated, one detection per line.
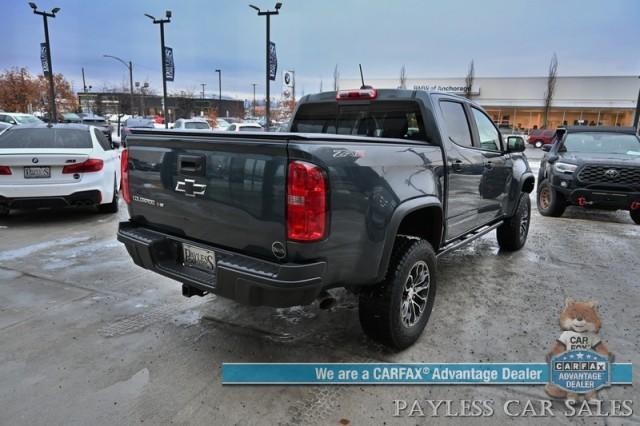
175 179 207 197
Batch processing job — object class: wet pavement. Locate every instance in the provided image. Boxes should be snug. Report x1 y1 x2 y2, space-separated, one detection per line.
1 146 638 425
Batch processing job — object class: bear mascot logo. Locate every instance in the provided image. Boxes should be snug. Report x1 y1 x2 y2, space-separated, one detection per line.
545 297 613 402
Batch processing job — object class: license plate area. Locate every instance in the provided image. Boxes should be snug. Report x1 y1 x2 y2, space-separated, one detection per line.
24 166 51 179
182 243 216 272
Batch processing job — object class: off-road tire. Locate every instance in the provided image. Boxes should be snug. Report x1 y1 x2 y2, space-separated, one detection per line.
359 237 437 350
98 180 119 214
497 193 531 251
537 180 566 217
631 209 640 225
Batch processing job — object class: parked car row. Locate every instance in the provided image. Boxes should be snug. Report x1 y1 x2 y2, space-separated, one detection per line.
0 112 44 126
1 111 115 141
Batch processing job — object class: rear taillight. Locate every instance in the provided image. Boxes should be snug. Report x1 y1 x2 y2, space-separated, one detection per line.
287 161 327 241
62 158 103 174
121 149 131 204
0 166 11 175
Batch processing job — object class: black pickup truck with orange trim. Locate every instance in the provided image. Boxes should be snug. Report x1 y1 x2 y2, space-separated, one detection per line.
537 126 640 224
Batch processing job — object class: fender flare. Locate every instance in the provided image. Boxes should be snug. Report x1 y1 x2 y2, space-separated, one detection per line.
520 172 535 193
376 196 443 281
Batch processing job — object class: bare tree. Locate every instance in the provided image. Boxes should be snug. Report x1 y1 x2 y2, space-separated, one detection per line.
399 65 407 89
465 59 475 99
543 53 558 128
333 65 339 92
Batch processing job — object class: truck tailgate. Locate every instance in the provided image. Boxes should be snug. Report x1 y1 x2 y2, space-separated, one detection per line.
126 132 287 261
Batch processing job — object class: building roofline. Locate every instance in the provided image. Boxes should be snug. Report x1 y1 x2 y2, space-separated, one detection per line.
341 75 640 80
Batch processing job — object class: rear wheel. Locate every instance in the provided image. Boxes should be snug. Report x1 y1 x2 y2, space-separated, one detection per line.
534 140 543 148
497 193 531 251
537 180 566 217
98 180 119 214
0 205 9 218
359 237 437 350
631 209 640 225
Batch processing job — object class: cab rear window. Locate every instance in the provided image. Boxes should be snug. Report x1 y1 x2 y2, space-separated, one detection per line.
0 128 92 149
291 101 428 141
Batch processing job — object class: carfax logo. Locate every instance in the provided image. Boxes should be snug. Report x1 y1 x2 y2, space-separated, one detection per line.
550 350 610 394
545 298 613 401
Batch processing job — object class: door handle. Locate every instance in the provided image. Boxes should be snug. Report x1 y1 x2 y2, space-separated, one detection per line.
452 160 463 172
484 160 494 170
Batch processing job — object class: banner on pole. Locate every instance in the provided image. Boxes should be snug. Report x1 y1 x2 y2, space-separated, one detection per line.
40 43 50 76
164 47 174 82
268 42 277 81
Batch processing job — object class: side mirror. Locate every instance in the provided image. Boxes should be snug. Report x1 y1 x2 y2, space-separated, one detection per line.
541 144 552 152
506 136 525 153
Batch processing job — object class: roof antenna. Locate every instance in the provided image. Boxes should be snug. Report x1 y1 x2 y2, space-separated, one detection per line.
359 64 372 89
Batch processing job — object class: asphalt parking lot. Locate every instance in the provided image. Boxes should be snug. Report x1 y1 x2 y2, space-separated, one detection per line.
1 146 638 425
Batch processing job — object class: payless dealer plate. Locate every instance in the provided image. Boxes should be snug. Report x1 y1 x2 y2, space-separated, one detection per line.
24 166 51 178
182 243 216 272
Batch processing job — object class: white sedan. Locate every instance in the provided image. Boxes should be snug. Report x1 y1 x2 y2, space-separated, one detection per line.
226 122 264 132
0 124 121 216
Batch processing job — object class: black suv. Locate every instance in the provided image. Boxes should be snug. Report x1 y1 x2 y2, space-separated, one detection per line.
537 126 640 224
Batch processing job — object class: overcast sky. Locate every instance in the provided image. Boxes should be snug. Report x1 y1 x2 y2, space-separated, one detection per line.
3 0 639 99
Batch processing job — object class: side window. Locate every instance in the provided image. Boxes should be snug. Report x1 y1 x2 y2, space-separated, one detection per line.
439 101 473 147
471 108 501 152
0 115 7 123
93 128 111 150
228 124 236 131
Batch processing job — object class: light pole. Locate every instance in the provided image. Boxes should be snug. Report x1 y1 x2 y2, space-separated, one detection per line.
136 82 149 116
145 10 172 129
103 55 135 116
633 76 640 132
29 2 59 124
201 83 207 100
252 83 257 117
215 69 222 101
249 2 282 129
82 67 88 92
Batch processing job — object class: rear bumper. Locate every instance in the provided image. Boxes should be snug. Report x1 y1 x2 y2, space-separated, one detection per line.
0 190 101 210
117 222 327 308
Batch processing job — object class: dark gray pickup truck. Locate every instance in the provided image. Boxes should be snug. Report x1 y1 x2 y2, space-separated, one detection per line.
118 88 535 349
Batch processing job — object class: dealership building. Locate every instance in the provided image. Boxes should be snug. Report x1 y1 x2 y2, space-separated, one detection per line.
341 76 640 130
